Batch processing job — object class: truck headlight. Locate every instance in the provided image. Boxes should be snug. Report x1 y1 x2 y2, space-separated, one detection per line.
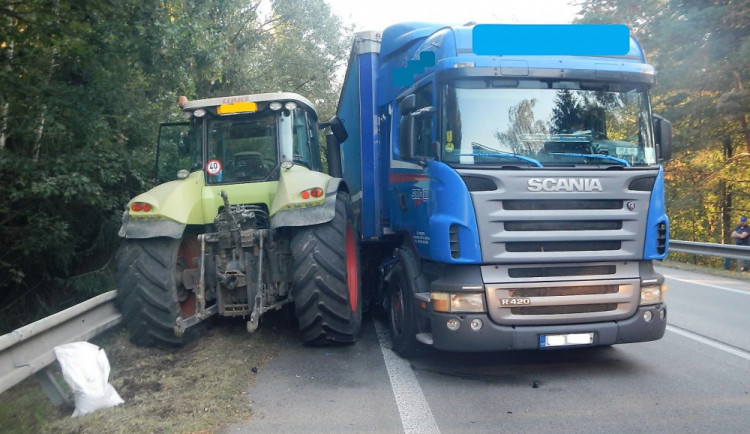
640 284 665 305
431 292 486 313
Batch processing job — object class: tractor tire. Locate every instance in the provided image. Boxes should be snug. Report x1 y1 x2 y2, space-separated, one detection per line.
387 246 425 358
116 235 203 347
290 192 362 345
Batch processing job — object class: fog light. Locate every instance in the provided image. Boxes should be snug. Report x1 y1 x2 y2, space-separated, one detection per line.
660 309 666 320
446 318 460 331
470 318 483 331
643 310 653 322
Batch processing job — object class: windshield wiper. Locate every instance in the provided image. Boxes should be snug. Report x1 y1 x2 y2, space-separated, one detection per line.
457 146 543 167
548 152 630 167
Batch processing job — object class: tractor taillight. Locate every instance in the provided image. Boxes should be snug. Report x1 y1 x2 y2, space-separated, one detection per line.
131 202 152 212
300 188 324 200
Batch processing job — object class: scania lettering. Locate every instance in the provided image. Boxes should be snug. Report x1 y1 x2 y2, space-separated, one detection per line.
527 178 604 192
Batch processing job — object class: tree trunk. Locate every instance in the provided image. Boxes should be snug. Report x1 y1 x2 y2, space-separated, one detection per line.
722 136 733 243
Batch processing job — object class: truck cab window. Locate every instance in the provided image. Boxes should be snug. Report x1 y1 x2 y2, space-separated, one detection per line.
441 80 656 167
399 83 436 160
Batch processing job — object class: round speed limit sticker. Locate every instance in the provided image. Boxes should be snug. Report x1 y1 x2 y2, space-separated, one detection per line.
206 159 222 176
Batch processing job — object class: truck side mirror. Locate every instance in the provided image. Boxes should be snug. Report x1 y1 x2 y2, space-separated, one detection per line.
399 106 435 162
325 133 343 178
320 115 348 144
399 114 416 160
653 115 672 162
399 94 416 115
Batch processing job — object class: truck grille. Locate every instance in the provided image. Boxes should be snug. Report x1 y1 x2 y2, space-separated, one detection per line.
486 276 637 325
467 170 653 263
503 199 622 210
511 304 617 315
466 170 656 324
505 240 621 252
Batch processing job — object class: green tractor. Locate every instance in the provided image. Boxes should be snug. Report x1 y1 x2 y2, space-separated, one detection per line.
116 92 361 347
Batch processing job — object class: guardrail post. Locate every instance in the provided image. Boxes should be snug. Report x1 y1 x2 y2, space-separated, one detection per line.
34 366 71 406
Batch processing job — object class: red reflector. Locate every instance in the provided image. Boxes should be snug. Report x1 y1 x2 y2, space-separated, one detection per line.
311 188 324 198
131 202 152 212
301 191 310 200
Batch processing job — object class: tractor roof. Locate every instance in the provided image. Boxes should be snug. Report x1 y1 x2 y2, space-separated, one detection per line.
182 92 316 114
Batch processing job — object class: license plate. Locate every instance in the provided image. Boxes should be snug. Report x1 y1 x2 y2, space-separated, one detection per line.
539 332 594 348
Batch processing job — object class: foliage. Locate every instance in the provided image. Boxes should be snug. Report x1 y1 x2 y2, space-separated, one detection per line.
0 0 352 332
576 0 750 247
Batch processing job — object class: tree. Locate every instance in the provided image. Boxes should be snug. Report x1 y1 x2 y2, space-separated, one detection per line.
576 0 750 249
550 89 581 133
0 0 352 332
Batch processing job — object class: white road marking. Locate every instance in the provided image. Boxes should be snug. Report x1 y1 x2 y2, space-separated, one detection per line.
662 274 750 296
666 325 750 362
374 320 440 434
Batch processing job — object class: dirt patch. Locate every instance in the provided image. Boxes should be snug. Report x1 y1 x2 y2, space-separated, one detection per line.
0 312 292 434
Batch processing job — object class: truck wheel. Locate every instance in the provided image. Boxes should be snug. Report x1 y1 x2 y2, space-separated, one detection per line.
116 235 203 347
387 247 424 358
291 192 362 344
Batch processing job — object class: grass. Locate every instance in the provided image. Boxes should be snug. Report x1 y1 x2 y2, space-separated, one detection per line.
0 316 285 434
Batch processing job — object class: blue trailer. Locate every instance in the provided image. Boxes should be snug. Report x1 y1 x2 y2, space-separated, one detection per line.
333 23 672 357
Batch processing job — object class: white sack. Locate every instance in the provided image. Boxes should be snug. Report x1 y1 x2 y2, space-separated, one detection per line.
54 341 124 417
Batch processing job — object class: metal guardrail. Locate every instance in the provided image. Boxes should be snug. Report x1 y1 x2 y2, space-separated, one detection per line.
0 290 121 404
669 240 750 260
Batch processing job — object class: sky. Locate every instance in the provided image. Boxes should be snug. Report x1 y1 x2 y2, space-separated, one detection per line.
324 0 581 32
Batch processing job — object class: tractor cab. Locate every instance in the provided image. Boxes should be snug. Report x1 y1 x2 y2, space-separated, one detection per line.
156 93 323 185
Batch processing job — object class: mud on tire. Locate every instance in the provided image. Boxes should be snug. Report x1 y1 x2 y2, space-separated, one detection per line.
116 236 203 347
290 192 362 344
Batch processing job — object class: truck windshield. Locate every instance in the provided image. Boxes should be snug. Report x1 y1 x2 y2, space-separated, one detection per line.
206 112 279 184
441 80 656 167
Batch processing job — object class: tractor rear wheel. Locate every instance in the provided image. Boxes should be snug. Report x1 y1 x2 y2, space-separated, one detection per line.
116 235 203 347
290 192 362 344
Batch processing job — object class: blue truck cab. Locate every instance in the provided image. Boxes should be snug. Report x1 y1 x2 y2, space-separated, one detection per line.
335 22 672 357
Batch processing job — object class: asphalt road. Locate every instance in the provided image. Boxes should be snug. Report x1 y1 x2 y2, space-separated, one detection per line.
226 266 750 433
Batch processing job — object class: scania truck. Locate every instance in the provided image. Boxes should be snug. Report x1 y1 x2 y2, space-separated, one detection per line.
334 23 672 357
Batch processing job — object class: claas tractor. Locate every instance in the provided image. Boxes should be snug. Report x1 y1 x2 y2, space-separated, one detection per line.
116 92 361 346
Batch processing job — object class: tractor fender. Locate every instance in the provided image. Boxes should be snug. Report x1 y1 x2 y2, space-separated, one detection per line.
118 210 186 239
118 171 205 239
270 177 346 230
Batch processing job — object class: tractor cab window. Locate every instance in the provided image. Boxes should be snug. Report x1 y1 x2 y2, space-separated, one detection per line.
156 122 196 184
206 112 278 184
290 108 321 170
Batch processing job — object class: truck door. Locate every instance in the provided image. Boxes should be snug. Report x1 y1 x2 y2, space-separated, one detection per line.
390 84 435 255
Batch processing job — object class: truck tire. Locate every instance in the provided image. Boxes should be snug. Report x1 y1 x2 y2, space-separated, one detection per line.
290 192 362 344
387 247 425 358
116 235 203 347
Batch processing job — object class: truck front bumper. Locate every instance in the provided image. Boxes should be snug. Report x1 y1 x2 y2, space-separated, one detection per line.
424 304 667 352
